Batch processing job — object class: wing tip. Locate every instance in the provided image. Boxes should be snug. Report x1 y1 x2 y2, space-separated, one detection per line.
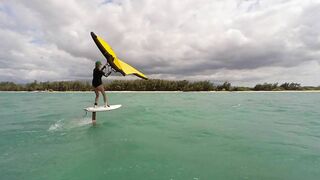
135 73 148 80
90 32 96 38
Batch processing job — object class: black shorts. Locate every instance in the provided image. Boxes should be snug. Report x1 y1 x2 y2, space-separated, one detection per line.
92 80 102 88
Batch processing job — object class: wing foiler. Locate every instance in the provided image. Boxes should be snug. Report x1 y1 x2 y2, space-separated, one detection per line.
91 32 148 80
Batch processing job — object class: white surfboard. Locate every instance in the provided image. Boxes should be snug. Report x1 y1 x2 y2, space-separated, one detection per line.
84 104 122 112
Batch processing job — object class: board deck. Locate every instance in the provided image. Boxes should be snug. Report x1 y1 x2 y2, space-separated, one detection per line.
84 104 122 112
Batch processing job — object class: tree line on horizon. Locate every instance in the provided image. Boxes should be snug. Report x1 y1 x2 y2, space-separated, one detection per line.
0 80 319 91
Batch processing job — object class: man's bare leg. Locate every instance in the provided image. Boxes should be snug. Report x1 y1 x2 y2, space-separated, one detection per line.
97 85 109 107
94 88 99 107
101 89 109 107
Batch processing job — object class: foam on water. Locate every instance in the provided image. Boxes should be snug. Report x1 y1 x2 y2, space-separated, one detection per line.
76 117 93 127
48 119 63 131
48 117 93 131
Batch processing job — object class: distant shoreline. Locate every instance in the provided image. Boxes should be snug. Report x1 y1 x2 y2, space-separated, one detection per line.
1 90 320 93
1 80 319 92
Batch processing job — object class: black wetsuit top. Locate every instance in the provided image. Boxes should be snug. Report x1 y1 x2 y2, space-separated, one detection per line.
92 66 106 87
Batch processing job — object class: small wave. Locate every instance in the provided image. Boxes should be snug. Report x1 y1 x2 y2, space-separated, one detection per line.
48 117 94 132
48 119 63 131
268 141 309 150
76 117 92 127
232 104 241 107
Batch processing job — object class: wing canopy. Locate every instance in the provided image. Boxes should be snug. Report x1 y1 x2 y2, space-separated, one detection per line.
91 32 148 80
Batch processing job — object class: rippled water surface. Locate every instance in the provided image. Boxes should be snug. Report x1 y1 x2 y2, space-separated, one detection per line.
0 92 320 180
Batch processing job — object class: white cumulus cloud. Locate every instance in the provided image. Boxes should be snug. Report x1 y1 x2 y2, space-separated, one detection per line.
0 0 319 85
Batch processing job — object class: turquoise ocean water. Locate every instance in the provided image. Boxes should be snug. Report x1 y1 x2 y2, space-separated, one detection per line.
0 92 319 180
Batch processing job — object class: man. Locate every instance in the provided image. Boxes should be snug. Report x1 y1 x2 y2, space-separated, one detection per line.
92 61 111 107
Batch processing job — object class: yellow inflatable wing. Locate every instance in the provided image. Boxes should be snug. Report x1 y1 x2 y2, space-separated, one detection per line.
91 32 148 80
114 59 148 80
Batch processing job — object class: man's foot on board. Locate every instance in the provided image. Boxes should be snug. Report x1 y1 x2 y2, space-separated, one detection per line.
105 104 110 107
94 103 98 108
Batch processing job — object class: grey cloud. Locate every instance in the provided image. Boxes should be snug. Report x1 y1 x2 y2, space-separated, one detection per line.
0 0 319 85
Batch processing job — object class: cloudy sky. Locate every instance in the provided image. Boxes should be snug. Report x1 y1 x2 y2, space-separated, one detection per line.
0 0 319 86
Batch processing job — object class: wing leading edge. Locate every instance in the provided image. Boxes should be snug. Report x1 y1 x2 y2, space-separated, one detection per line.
91 32 148 80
